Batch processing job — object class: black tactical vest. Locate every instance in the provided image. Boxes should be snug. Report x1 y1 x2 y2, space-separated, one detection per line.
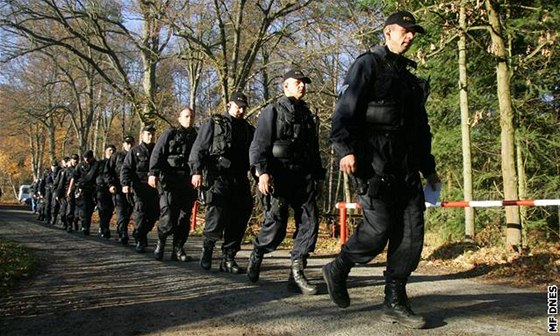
272 101 318 166
209 114 231 157
365 47 429 132
167 127 196 170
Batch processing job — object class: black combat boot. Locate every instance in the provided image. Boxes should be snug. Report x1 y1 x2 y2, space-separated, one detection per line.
287 257 308 291
172 246 192 262
171 238 192 262
289 258 317 295
220 249 244 274
135 236 146 253
247 248 263 283
322 254 354 308
135 241 145 253
154 237 166 261
199 239 215 270
381 279 426 329
119 235 129 246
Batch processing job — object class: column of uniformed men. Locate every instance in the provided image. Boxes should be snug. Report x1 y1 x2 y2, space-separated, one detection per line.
31 11 442 330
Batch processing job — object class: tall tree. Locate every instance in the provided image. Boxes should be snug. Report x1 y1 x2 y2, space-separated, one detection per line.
458 0 475 238
485 0 521 250
173 0 315 108
0 0 173 123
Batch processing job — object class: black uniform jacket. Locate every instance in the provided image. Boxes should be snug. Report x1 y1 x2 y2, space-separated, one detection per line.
106 150 128 190
189 113 254 176
73 160 98 189
249 95 324 179
330 45 436 179
150 126 197 177
121 142 155 187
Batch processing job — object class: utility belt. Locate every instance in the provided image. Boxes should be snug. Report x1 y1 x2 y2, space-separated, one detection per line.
209 155 233 171
136 171 149 182
77 182 95 190
365 100 404 131
354 172 420 197
272 140 311 170
165 170 189 176
96 183 109 191
167 154 187 169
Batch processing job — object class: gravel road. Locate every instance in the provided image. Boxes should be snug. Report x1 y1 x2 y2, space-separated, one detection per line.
0 205 551 336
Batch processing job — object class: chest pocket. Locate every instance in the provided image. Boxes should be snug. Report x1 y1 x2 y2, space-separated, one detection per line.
168 129 196 169
275 104 314 142
210 115 231 156
136 152 149 172
273 103 316 162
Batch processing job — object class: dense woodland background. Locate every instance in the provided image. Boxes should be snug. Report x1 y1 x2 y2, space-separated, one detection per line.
0 0 558 251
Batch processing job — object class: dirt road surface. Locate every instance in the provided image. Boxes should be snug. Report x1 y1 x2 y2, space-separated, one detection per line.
0 205 551 335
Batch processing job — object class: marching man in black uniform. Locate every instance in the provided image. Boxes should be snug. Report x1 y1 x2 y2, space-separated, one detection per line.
121 125 159 253
149 108 198 262
67 150 98 236
97 144 116 239
189 93 254 274
106 136 135 245
323 11 440 329
57 154 79 232
248 70 325 294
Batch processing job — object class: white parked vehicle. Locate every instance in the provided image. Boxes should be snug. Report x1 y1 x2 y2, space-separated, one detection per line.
18 184 32 205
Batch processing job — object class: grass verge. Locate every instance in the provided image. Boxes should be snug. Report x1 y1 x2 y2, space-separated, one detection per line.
0 238 38 296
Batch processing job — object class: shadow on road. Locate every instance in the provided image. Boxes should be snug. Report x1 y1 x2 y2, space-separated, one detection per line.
0 205 547 336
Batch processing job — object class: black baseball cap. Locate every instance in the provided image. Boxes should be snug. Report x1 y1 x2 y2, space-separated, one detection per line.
123 135 135 143
230 92 248 107
142 125 156 133
384 11 425 34
282 69 311 84
83 150 94 159
71 154 80 160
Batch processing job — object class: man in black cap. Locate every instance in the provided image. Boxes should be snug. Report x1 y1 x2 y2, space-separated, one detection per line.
149 108 198 261
189 92 254 273
323 11 440 329
67 150 98 235
57 154 79 232
121 125 159 253
106 136 135 244
42 161 61 225
96 144 116 238
50 157 69 226
247 69 325 295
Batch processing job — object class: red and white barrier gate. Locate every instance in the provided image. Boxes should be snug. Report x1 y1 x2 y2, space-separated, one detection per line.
335 199 560 245
190 200 199 232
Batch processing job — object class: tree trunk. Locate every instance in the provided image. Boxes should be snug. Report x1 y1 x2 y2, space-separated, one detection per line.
458 1 475 239
47 118 56 164
485 0 521 250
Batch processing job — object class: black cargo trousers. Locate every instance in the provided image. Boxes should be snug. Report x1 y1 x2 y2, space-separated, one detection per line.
203 172 253 253
341 172 425 281
97 186 115 237
157 173 197 246
131 182 159 244
253 170 319 261
113 192 133 239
